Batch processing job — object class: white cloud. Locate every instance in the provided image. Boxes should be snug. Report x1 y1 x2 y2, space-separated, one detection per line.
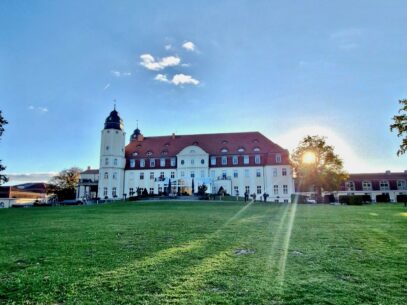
111 70 131 77
155 74 169 83
330 28 363 50
154 73 199 86
28 105 48 113
3 172 57 185
103 83 111 90
172 74 199 85
182 41 196 52
140 54 181 71
165 44 172 50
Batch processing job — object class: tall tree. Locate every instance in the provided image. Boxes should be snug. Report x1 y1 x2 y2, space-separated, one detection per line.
292 135 348 198
390 99 407 156
47 167 82 201
0 111 8 185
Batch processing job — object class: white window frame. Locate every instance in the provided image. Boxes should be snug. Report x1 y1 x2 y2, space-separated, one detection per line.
255 155 261 164
221 156 227 165
275 154 282 163
243 155 249 165
150 159 155 167
140 159 145 168
232 155 238 165
130 159 135 168
210 156 216 165
160 158 166 167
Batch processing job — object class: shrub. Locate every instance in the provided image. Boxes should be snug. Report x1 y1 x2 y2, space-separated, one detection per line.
396 194 407 203
376 193 390 203
323 194 336 203
339 195 371 205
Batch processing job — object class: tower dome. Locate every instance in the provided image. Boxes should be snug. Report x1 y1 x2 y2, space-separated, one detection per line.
130 127 141 141
104 107 124 130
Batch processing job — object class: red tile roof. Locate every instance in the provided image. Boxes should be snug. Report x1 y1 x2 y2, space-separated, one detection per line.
125 131 289 169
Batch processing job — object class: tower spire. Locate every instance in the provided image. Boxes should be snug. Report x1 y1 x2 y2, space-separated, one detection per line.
113 99 116 111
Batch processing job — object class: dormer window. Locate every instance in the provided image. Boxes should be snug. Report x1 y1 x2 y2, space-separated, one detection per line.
161 150 168 156
130 159 135 168
275 154 282 163
253 147 260 152
380 180 389 190
132 152 138 157
146 151 153 156
221 148 228 153
237 147 245 153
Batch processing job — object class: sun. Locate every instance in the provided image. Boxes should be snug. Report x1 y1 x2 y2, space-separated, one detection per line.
302 151 316 164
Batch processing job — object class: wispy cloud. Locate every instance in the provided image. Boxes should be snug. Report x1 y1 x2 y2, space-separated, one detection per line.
165 44 172 50
182 41 196 52
155 73 199 86
140 54 181 71
111 70 132 77
103 83 110 90
4 172 57 185
330 28 363 50
28 105 48 113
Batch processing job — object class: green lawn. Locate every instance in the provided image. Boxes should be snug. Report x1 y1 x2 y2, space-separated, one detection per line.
0 201 406 305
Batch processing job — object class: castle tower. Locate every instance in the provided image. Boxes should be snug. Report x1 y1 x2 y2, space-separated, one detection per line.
97 107 126 200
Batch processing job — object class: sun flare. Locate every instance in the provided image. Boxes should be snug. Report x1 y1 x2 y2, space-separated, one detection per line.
302 151 316 164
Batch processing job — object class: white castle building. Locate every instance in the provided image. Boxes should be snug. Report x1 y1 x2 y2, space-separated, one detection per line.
77 108 295 202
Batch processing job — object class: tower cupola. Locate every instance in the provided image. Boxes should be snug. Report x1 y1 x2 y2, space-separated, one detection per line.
104 106 124 130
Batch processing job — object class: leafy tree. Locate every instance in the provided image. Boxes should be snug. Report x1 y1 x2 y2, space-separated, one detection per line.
292 135 348 198
197 184 208 196
0 111 8 185
47 167 82 201
390 99 407 156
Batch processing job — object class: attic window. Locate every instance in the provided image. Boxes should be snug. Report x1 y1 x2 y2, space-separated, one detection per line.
253 147 260 152
146 151 153 156
132 152 138 156
221 148 229 153
237 147 245 152
161 150 168 156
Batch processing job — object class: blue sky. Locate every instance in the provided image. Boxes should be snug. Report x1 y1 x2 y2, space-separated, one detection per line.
1 0 406 184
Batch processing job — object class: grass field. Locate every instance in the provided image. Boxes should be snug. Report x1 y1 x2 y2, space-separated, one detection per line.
0 201 406 305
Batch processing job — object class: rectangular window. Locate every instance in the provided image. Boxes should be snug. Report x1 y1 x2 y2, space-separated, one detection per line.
105 158 109 166
245 186 250 193
210 156 216 165
191 159 195 165
160 172 165 179
256 169 261 177
150 159 155 167
149 188 154 194
170 158 176 166
113 172 117 180
140 172 144 180
190 171 195 178
362 181 372 190
245 169 249 177
346 181 355 191
274 185 279 195
158 187 163 193
273 168 278 177
233 170 238 178
221 156 227 165
282 168 287 176
103 187 108 196
104 172 108 179
380 180 389 190
283 185 288 194
112 187 117 197
257 186 262 194
150 172 154 180
234 186 239 195
129 188 134 196
114 158 118 166
181 171 185 177
232 155 238 165
397 180 406 190
130 159 135 168
200 170 205 178
171 171 175 179
222 170 227 179
243 155 249 165
255 155 261 164
160 158 166 167
140 159 145 168
275 154 282 163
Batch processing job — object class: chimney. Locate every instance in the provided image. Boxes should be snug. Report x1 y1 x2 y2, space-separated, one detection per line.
87 166 91 170
172 133 175 139
385 170 391 174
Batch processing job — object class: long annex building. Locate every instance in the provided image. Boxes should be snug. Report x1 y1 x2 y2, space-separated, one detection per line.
77 108 295 202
